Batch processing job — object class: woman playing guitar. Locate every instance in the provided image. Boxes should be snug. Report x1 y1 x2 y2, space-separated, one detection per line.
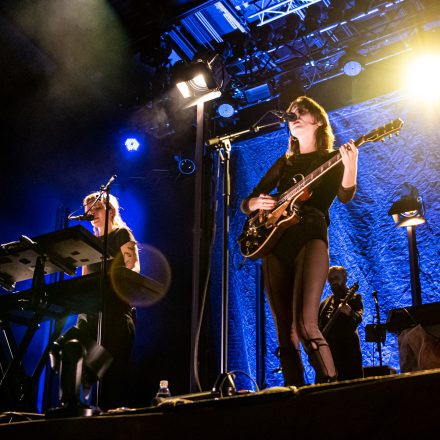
240 96 358 385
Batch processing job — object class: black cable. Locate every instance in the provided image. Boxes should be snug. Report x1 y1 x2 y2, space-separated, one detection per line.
192 150 222 392
217 370 260 395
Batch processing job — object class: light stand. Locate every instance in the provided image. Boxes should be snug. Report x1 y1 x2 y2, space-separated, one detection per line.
189 101 205 392
406 225 422 306
388 187 426 306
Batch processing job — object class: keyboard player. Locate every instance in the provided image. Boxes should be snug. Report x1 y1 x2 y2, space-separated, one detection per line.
77 191 140 410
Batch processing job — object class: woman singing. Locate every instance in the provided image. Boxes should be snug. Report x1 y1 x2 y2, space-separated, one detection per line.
77 192 140 409
240 96 358 385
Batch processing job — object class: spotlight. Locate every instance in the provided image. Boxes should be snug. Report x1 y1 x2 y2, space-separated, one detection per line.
124 138 140 152
172 55 226 108
281 13 303 42
303 4 323 35
338 52 364 77
404 54 440 101
174 155 196 175
388 195 426 228
216 101 236 118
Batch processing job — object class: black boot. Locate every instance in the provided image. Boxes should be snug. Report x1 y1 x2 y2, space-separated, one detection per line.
305 340 337 384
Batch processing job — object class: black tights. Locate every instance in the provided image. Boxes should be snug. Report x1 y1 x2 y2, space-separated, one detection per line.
262 239 336 386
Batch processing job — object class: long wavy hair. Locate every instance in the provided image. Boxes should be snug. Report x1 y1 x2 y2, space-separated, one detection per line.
83 192 129 236
286 96 335 157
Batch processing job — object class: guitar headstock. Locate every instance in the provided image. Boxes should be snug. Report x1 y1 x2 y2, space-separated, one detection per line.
350 281 360 292
355 118 404 148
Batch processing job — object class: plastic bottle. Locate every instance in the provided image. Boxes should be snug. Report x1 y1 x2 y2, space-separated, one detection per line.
153 380 171 404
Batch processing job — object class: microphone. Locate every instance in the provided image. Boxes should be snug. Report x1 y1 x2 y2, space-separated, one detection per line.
271 110 298 122
102 174 117 191
372 291 378 304
69 214 94 221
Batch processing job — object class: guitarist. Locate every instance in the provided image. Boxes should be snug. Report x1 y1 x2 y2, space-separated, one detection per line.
240 96 358 386
319 266 364 380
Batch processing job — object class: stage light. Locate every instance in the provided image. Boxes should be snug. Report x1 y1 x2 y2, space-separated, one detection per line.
217 101 236 118
404 54 440 101
173 55 225 108
174 155 196 175
389 196 426 228
303 4 324 35
388 185 426 306
124 138 140 152
338 52 364 77
281 13 303 42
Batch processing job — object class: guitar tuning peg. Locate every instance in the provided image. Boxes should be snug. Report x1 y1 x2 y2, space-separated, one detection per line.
388 134 392 139
395 131 399 136
381 138 385 142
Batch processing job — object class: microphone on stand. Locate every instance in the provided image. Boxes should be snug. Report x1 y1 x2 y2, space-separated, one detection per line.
270 110 298 122
102 174 117 191
372 290 379 304
69 214 94 221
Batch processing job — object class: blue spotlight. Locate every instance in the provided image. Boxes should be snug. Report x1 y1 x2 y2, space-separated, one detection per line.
174 155 196 175
178 158 195 175
217 102 235 118
124 137 140 152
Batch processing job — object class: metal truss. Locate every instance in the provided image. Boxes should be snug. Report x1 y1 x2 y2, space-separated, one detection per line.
248 0 327 26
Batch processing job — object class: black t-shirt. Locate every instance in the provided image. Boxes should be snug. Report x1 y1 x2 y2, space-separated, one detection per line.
86 227 135 274
242 151 355 265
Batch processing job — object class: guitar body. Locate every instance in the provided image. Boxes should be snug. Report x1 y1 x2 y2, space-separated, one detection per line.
238 187 311 259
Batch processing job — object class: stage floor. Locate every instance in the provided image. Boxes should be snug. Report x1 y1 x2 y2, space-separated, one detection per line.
1 368 439 439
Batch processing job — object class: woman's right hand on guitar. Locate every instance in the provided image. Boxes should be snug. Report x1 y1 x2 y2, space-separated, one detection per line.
248 194 277 211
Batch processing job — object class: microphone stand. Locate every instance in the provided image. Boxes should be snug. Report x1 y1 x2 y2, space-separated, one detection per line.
95 175 117 408
207 120 283 396
372 293 385 367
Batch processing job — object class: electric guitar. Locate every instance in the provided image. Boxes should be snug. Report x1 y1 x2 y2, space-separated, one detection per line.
321 281 360 337
238 119 404 259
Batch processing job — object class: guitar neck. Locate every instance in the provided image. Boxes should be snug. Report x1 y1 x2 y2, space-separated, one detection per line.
279 151 341 204
279 137 365 204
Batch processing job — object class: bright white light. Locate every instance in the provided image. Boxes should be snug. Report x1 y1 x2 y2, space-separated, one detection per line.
177 81 191 98
125 138 140 152
183 90 222 108
192 74 207 89
405 54 440 101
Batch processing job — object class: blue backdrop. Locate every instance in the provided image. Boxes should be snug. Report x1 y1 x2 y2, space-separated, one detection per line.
211 90 440 389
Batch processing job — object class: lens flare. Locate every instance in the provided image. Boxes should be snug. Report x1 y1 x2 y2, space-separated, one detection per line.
404 54 440 101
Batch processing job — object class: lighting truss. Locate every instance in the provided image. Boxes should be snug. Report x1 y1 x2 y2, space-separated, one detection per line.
248 0 327 26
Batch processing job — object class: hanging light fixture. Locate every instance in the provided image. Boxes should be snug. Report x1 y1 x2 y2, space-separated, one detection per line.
173 54 226 108
338 51 365 77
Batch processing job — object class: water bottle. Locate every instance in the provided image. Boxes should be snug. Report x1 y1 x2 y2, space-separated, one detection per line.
156 380 171 398
152 380 171 405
